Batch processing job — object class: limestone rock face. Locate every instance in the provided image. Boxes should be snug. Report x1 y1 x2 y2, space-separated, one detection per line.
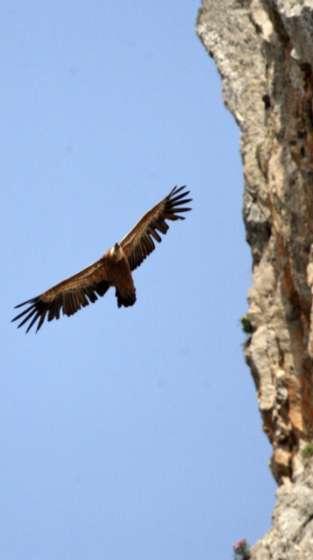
197 1 313 557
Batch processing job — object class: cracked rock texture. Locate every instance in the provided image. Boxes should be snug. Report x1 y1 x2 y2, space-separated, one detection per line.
197 1 313 558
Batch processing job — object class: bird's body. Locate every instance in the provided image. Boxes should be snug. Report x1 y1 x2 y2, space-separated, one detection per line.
106 243 136 308
12 186 191 332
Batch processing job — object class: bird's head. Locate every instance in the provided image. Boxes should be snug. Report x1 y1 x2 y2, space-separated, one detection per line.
109 242 123 262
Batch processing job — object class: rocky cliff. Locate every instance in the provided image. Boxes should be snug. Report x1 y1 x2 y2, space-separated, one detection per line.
197 1 313 558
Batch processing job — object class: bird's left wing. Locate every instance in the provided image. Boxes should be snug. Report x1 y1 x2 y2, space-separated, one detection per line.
12 258 110 333
120 186 192 271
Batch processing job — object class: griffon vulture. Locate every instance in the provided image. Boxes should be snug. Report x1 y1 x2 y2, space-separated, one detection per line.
12 186 192 333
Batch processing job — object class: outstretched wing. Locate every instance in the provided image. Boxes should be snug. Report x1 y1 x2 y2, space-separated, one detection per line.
120 186 192 271
12 258 110 333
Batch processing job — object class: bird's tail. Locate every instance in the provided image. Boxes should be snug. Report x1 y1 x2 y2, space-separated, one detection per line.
115 288 136 308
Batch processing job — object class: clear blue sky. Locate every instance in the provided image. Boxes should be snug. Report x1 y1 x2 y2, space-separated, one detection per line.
2 2 275 558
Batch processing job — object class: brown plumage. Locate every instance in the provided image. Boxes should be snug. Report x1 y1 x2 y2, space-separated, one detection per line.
12 186 192 333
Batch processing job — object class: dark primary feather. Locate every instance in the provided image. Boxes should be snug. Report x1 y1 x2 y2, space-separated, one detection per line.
121 185 192 271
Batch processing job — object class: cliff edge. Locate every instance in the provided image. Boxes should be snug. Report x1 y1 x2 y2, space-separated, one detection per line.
197 1 313 558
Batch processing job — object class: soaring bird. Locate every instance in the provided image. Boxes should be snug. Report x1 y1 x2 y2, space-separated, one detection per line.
12 186 192 333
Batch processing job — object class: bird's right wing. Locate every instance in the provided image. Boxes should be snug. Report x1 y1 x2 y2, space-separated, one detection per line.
120 186 192 271
12 258 110 333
